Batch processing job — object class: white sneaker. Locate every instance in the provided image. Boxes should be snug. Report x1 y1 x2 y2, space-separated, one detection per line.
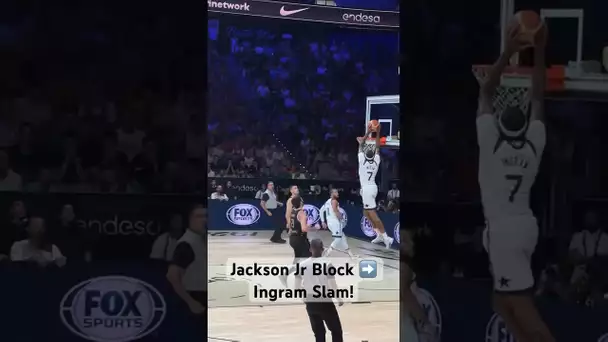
371 235 383 244
384 237 394 249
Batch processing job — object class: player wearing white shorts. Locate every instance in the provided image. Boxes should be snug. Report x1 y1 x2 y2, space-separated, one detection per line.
320 189 355 258
477 22 554 342
357 127 393 248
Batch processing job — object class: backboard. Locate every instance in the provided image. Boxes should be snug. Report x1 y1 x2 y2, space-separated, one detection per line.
365 95 400 148
480 0 608 95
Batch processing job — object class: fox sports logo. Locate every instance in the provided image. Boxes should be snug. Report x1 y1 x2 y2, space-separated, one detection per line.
598 333 608 342
303 204 320 225
412 287 442 338
486 314 514 342
60 276 166 342
360 217 376 237
394 222 400 243
226 204 261 226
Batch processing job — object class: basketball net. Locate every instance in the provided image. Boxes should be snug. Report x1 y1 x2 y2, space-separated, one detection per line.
365 137 377 148
472 66 531 114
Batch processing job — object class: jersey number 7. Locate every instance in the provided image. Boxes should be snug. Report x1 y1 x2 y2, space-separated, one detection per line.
505 174 522 202
367 171 373 181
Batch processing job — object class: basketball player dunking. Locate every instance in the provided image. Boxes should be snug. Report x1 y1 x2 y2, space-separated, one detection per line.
477 22 554 342
321 188 356 258
357 126 393 248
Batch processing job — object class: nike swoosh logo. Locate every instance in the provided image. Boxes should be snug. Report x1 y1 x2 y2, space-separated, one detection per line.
279 6 309 16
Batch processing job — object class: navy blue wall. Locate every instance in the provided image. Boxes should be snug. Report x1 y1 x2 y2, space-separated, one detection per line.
208 199 400 247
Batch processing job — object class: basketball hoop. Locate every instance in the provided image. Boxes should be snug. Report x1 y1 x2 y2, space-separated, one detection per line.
472 65 533 114
472 65 566 114
378 136 400 149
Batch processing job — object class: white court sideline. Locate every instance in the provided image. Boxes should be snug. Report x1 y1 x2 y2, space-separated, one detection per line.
208 230 399 342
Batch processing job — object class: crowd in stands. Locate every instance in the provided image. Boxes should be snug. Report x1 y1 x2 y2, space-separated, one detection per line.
0 2 205 195
0 93 206 194
207 16 400 182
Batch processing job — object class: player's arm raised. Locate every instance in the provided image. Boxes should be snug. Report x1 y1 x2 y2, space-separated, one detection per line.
478 24 528 117
357 129 373 152
374 123 382 152
530 23 547 123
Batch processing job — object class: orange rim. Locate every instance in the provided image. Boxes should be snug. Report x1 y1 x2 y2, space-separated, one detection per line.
472 64 566 92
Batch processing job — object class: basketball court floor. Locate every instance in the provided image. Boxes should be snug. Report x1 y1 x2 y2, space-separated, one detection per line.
208 230 400 342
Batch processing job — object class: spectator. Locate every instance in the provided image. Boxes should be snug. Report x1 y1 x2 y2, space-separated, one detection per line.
3 200 29 244
9 123 39 180
97 168 124 193
568 210 608 304
185 115 206 161
51 204 95 262
387 183 400 201
255 184 265 199
0 150 23 192
569 211 608 263
151 213 185 261
24 168 54 193
131 137 161 191
10 216 66 268
210 186 229 201
97 132 129 175
55 133 85 191
159 161 187 193
225 180 236 199
116 116 146 161
0 201 25 259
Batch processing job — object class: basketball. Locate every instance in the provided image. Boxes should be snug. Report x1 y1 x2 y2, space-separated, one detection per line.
368 120 380 132
513 10 543 43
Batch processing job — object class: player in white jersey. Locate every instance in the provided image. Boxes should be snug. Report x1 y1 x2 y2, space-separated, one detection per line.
357 126 393 248
477 22 554 342
321 189 355 258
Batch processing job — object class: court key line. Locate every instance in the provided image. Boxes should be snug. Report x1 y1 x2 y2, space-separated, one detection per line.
208 337 240 342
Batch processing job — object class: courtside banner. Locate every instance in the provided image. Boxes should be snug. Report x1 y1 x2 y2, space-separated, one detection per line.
0 261 203 342
208 199 400 248
207 0 399 28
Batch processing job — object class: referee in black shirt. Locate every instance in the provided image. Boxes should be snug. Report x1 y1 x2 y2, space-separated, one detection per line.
260 181 285 243
296 239 344 342
167 205 206 336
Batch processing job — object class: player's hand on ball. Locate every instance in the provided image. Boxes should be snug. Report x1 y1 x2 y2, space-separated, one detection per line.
534 22 547 48
505 23 531 53
188 300 205 314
